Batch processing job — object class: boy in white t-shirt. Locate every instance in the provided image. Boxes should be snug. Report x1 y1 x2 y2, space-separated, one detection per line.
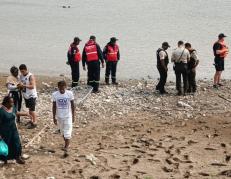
52 81 75 157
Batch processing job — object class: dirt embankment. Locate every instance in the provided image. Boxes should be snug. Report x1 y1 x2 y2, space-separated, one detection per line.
0 73 231 179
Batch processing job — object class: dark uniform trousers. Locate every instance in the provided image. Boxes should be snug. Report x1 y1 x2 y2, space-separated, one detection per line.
174 63 188 94
9 91 22 122
105 61 117 83
156 67 167 93
188 69 196 92
87 61 100 92
70 61 80 88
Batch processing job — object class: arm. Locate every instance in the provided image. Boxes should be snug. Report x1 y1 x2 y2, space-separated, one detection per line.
97 44 105 65
117 49 120 61
171 51 176 63
103 46 108 61
82 47 87 70
159 51 167 71
71 100 75 123
192 51 199 68
52 102 57 125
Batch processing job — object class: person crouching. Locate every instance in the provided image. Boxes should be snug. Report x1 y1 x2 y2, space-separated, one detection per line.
52 81 75 157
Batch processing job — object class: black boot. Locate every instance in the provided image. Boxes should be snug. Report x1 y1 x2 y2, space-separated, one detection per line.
112 78 118 85
105 77 109 85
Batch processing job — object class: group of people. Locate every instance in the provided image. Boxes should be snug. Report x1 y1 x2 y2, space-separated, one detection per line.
0 64 38 164
67 35 120 93
156 33 229 95
0 33 229 165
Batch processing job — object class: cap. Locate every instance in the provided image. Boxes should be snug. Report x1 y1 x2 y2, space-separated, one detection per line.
218 33 227 39
74 37 81 42
110 37 118 42
90 35 96 40
162 42 170 47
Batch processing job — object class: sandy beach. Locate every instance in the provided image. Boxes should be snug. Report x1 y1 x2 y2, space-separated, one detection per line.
0 74 231 179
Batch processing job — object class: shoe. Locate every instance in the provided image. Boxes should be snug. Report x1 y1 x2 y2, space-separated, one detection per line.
112 82 118 85
16 157 25 164
177 92 182 96
213 84 218 89
92 90 100 93
218 83 223 86
160 91 168 95
27 123 37 129
155 86 160 91
63 148 69 158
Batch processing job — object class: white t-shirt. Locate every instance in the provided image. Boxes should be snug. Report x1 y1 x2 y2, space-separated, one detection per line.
52 90 74 120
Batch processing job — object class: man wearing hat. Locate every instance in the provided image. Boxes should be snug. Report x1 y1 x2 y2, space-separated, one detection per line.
156 42 170 94
82 35 104 93
103 37 120 85
67 37 82 88
213 33 229 88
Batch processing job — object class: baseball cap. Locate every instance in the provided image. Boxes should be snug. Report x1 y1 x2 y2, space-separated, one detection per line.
218 33 227 39
162 42 170 47
110 37 118 42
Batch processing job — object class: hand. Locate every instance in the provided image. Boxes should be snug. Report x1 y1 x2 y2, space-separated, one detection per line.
0 135 2 140
83 66 86 71
66 61 70 65
53 118 57 125
72 117 75 123
102 63 105 68
192 68 196 72
165 68 168 72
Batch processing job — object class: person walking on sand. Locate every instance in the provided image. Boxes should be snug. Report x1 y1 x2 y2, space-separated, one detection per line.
19 64 38 129
171 41 190 96
213 33 229 88
185 43 199 93
6 66 22 123
0 96 32 164
67 37 82 88
82 35 104 93
156 42 170 94
52 81 75 157
103 37 120 85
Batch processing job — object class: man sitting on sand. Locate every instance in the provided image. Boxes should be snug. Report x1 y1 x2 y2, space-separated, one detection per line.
52 81 75 157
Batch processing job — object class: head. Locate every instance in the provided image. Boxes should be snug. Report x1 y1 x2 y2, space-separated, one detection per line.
10 66 19 77
162 42 170 50
2 96 14 109
73 37 81 45
58 80 67 94
19 64 28 76
110 37 118 45
178 41 184 47
218 33 227 42
90 35 96 42
185 42 192 50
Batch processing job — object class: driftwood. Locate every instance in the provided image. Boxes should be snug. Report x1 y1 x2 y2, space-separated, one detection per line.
218 95 231 103
24 125 49 148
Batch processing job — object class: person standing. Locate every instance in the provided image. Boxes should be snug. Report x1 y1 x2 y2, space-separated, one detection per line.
213 33 229 88
82 36 104 93
19 64 38 129
67 37 82 88
185 43 199 93
6 66 22 123
171 41 190 96
156 42 170 94
103 37 120 85
0 96 31 164
52 81 75 157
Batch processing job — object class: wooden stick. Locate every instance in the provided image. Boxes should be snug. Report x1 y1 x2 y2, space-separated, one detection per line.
218 95 231 103
24 125 49 148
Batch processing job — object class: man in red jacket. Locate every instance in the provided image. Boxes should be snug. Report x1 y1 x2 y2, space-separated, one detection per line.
82 36 104 93
103 37 120 85
67 37 82 88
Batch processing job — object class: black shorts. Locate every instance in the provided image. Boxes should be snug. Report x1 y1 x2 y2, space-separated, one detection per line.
214 58 224 71
25 98 36 111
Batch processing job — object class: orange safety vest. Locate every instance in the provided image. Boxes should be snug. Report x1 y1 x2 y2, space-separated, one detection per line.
219 41 229 58
106 44 119 61
74 49 81 62
68 44 81 62
84 40 99 62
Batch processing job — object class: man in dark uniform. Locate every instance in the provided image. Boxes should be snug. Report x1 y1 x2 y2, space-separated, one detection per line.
67 37 82 88
156 42 170 94
103 37 120 85
82 36 104 93
185 43 199 93
213 33 229 88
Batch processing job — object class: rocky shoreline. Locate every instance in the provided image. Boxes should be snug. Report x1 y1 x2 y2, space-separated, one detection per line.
0 73 231 178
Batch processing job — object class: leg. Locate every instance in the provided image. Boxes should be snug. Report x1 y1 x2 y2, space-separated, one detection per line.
26 98 37 129
94 62 101 92
70 62 79 88
105 62 111 84
87 63 94 88
158 68 167 93
191 70 197 92
111 62 118 84
182 64 188 94
175 65 182 95
187 71 192 93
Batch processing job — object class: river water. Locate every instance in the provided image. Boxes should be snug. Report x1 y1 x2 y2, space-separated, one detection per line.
0 0 230 80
